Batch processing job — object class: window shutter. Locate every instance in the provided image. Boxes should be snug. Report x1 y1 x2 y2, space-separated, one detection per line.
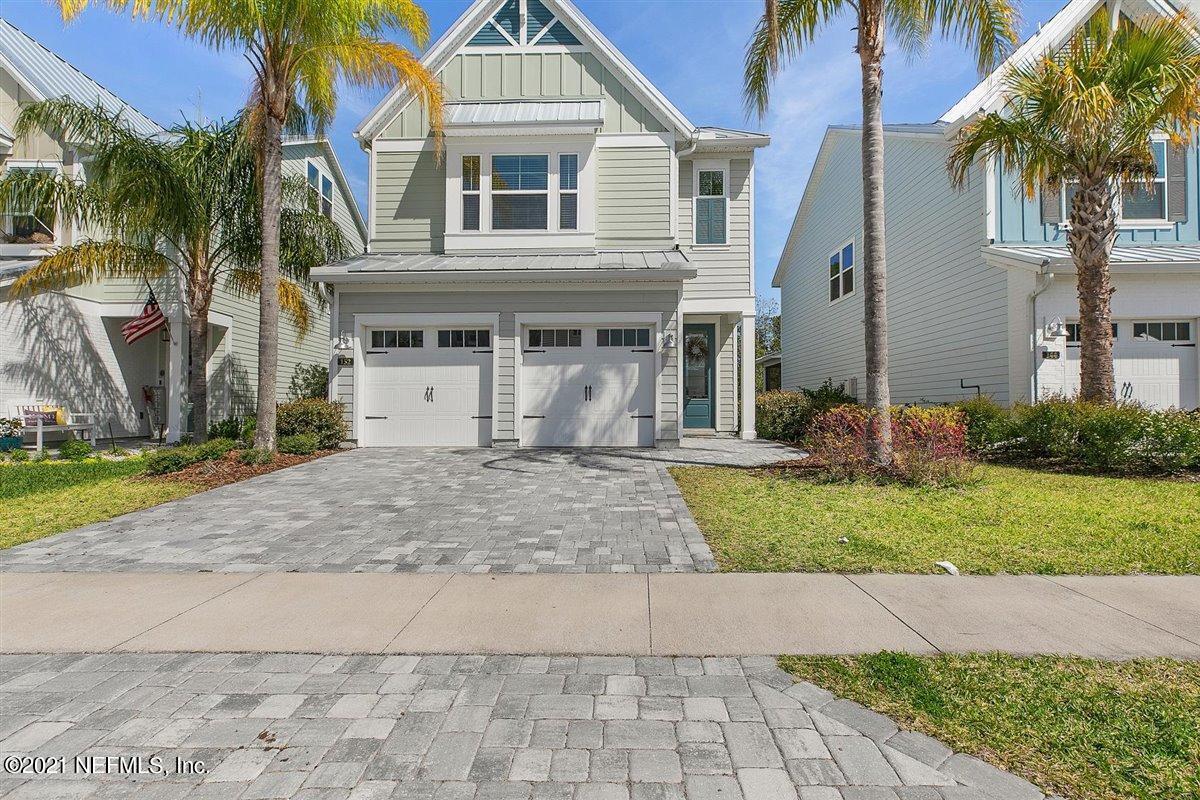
711 198 726 244
696 198 711 244
1167 141 1188 223
1040 182 1062 225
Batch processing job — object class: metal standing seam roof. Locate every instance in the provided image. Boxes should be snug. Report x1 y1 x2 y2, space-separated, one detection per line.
444 100 604 127
985 244 1200 265
311 250 691 278
0 19 164 138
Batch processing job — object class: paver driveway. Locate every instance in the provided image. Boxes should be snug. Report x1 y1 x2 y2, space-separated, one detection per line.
0 653 1048 800
0 440 798 574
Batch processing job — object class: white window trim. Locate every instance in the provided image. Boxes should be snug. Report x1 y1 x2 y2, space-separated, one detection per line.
491 153 552 232
444 137 596 252
692 160 729 249
828 238 856 306
1 158 64 245
306 158 334 220
558 152 579 231
461 154 482 232
1059 134 1175 230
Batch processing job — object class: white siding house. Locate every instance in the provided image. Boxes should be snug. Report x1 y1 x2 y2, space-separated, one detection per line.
775 0 1200 411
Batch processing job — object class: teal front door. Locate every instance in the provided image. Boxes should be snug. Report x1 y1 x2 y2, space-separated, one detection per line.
683 324 715 429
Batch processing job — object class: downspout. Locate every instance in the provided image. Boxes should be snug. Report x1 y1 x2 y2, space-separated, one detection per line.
1028 259 1054 403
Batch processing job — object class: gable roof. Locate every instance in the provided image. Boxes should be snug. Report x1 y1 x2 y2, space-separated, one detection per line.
283 136 369 246
771 124 945 288
940 0 1186 126
0 18 164 138
355 0 696 144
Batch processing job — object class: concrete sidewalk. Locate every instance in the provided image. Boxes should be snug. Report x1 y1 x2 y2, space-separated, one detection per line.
2 572 1198 658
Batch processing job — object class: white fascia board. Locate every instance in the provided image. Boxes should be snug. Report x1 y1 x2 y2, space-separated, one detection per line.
310 268 698 284
356 0 696 144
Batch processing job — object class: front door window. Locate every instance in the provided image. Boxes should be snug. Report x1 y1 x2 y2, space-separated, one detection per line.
683 324 715 429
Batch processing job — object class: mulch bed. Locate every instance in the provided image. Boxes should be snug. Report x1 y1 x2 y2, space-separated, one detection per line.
146 449 339 490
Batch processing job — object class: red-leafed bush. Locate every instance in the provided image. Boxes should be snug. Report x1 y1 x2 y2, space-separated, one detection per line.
808 406 975 487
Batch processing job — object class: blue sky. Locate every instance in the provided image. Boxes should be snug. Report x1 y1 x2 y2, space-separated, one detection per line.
3 0 1071 301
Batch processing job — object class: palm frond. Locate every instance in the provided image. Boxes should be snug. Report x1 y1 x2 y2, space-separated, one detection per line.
920 0 1020 75
225 268 313 335
744 0 849 118
8 240 170 297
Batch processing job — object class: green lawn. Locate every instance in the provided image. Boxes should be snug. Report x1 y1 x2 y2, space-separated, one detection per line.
0 459 200 549
669 464 1200 574
779 653 1200 800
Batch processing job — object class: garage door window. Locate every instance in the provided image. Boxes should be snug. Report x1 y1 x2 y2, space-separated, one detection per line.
598 328 650 347
1133 321 1192 342
370 329 424 348
529 328 581 347
438 328 491 348
1065 322 1118 345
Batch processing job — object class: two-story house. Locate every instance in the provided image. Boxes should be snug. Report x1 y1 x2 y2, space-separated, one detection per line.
313 0 768 447
0 18 367 442
773 0 1199 411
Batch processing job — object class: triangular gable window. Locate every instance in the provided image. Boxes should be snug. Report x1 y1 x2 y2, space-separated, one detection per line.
465 0 583 48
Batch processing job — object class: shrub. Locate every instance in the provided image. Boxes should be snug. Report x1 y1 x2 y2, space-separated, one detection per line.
238 448 274 466
276 399 345 449
808 405 975 487
9 448 29 463
240 417 257 447
1009 397 1080 460
207 417 242 440
287 363 329 401
756 379 858 443
955 396 1013 453
195 437 236 461
1073 403 1146 472
144 445 201 475
891 407 975 487
58 439 95 461
278 433 318 455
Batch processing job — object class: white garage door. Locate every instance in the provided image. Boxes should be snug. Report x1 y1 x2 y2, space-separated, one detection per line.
361 326 492 446
521 325 656 447
1065 319 1198 409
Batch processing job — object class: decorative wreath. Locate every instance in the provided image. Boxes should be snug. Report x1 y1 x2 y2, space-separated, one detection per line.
686 337 709 362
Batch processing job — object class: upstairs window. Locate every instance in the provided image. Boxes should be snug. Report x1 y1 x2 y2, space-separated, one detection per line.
492 155 548 230
307 161 333 219
559 154 578 231
828 241 854 303
1 164 57 242
1053 137 1188 225
1121 140 1167 221
695 169 727 245
462 156 481 231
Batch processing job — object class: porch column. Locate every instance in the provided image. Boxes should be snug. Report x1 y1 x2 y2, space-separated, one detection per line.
165 312 185 443
740 311 756 439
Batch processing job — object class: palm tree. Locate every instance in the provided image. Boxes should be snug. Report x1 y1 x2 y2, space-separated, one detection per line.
949 12 1200 403
745 0 1017 464
0 99 349 442
58 0 443 451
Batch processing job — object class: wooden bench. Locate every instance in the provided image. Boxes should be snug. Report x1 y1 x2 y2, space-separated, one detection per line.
13 404 98 453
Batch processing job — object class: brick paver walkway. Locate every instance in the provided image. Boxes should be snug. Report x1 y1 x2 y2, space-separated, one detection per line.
0 653 1046 800
0 440 798 575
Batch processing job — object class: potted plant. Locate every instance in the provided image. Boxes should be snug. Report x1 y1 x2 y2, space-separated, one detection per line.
0 418 23 452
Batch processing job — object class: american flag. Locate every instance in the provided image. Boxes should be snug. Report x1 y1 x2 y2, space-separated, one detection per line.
122 292 166 345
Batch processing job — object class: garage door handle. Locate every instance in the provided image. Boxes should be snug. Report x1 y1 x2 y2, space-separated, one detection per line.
366 350 386 354
1172 343 1196 347
365 415 387 420
631 415 654 419
523 349 546 354
632 348 655 353
474 349 493 353
523 415 545 419
472 415 493 419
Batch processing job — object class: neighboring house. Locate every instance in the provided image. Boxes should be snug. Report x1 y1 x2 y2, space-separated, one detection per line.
757 352 781 392
773 0 1199 411
0 19 366 441
312 0 768 447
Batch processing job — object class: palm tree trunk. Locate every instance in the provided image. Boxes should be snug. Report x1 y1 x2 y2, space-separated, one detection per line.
253 106 284 452
1067 176 1117 403
858 0 893 466
187 307 210 445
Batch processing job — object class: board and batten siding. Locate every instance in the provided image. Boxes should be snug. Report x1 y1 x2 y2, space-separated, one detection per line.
334 287 680 443
372 149 446 253
779 131 1007 404
678 157 753 300
996 143 1200 245
381 52 668 139
596 147 672 249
